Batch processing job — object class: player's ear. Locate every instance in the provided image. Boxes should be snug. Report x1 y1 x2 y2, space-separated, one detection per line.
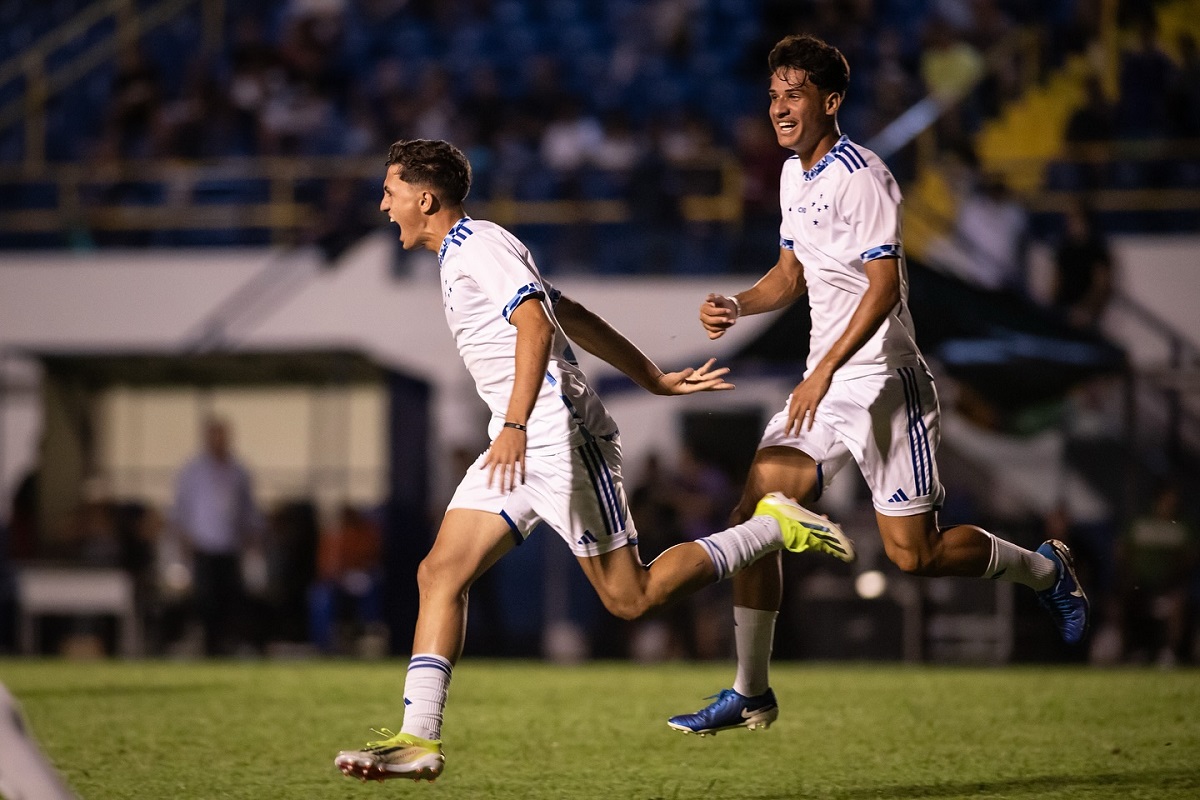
420 190 440 215
824 91 842 116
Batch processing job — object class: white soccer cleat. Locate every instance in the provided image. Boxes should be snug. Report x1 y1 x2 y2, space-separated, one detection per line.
334 729 445 782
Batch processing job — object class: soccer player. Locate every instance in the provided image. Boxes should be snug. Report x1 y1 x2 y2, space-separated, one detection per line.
333 138 854 782
666 34 1090 736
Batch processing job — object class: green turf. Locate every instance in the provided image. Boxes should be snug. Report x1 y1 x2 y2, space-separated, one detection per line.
1 660 1198 799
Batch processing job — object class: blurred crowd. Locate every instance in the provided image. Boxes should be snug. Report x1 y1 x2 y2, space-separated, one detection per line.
15 1 1192 262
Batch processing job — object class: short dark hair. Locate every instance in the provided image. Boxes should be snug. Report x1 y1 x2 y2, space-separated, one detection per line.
386 139 472 205
767 34 850 97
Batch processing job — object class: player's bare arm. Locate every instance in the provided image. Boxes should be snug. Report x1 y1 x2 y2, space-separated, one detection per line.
555 294 734 395
483 295 553 491
700 246 807 339
786 256 901 434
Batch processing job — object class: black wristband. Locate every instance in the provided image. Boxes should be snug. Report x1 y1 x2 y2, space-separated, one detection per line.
503 421 527 432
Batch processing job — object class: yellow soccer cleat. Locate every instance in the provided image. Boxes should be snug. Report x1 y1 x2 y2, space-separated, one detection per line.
755 492 856 561
334 729 444 782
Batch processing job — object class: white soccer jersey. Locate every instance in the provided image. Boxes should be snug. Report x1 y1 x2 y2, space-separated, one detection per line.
438 217 617 452
779 135 925 381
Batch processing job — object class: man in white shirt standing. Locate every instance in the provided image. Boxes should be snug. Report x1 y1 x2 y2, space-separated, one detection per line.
667 33 1090 736
334 138 854 783
171 417 263 656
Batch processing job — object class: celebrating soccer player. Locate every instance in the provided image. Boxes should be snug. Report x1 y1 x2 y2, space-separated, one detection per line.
667 34 1090 736
334 138 856 782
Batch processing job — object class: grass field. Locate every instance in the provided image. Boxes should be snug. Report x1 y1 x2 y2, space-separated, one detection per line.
1 659 1198 800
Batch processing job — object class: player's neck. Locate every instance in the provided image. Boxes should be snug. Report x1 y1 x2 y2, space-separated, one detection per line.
423 207 468 253
793 128 843 172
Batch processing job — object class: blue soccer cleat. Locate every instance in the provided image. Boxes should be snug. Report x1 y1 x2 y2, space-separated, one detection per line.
1035 539 1090 644
667 688 779 736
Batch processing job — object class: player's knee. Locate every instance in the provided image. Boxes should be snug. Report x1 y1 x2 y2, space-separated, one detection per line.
416 554 468 598
599 591 654 621
884 541 932 575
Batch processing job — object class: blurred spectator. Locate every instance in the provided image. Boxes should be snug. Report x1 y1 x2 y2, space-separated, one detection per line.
732 114 788 272
591 111 642 173
673 446 737 659
1066 74 1116 145
620 451 687 661
1167 32 1200 138
920 15 988 152
1116 481 1198 665
228 13 279 151
308 503 384 654
308 177 373 262
866 29 922 141
1051 200 1113 330
945 171 1030 294
540 99 604 174
268 500 320 645
170 417 264 656
1115 15 1176 139
1058 73 1116 191
65 479 120 568
6 472 39 561
920 15 986 104
106 47 162 157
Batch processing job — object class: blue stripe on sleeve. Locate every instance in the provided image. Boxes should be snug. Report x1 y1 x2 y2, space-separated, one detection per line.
860 244 902 262
780 237 795 250
503 282 543 321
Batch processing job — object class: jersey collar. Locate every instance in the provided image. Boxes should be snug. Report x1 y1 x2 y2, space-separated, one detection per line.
802 135 851 181
438 216 474 265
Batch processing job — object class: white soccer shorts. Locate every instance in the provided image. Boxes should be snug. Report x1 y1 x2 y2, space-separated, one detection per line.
447 433 637 557
758 365 945 516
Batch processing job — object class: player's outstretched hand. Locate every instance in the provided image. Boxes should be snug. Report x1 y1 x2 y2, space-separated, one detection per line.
700 293 738 340
658 358 734 395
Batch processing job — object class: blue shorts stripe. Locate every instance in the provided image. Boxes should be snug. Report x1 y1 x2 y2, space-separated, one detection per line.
906 367 935 495
898 368 925 496
902 367 926 494
580 441 620 537
587 439 624 529
499 510 524 546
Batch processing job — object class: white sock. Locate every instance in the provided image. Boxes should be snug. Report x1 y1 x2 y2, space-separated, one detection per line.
981 532 1057 591
400 653 452 741
695 517 783 581
732 606 777 697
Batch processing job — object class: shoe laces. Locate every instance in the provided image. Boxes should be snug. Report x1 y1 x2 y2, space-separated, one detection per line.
697 688 740 717
364 728 401 748
1037 573 1079 619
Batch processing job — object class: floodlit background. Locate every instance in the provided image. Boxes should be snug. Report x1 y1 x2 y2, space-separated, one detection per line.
0 0 1197 667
